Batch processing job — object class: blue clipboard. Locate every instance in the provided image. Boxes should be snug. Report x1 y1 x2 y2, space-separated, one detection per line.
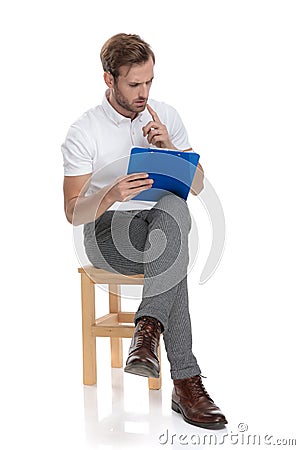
127 147 200 201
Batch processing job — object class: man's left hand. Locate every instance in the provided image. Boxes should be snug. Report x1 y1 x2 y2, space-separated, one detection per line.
142 104 176 149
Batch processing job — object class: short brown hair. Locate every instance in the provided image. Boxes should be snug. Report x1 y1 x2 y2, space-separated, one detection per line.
100 33 155 79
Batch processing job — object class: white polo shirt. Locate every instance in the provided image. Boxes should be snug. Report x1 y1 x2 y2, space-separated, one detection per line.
61 92 191 211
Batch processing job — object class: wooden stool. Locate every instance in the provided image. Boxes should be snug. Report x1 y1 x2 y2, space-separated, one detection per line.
78 265 161 390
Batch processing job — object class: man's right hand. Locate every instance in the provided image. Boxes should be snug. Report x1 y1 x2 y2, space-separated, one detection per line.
107 172 154 203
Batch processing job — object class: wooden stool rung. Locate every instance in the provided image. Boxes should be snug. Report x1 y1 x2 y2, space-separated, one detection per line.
91 324 135 338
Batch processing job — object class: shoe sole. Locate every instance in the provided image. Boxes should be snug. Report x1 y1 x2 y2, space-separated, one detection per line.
124 362 159 378
172 400 227 430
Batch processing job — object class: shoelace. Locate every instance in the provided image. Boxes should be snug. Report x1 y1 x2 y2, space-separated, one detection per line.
136 319 160 354
186 375 213 402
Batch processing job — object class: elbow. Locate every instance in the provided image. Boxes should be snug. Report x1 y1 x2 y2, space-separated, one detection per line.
66 215 73 225
64 204 75 225
196 180 205 195
65 210 73 225
65 209 85 226
65 199 83 225
191 164 205 195
64 198 88 226
190 177 205 196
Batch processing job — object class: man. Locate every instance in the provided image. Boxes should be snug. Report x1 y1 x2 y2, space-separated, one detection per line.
62 33 227 429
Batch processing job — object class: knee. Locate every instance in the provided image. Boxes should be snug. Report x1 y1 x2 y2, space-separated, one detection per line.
156 193 191 229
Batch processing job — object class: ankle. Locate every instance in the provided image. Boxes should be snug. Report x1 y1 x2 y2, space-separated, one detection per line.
136 316 163 332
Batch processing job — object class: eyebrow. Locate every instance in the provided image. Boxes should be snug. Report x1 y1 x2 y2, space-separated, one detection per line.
128 77 154 85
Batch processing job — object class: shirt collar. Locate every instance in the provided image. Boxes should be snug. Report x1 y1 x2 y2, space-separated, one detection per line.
102 90 145 125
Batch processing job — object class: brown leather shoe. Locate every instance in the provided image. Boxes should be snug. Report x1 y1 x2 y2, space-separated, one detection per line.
124 316 162 378
172 375 227 429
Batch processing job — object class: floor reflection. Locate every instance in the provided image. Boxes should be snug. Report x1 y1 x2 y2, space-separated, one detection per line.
83 368 166 449
83 367 228 450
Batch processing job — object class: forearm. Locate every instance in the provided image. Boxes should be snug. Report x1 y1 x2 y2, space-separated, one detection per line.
66 186 114 226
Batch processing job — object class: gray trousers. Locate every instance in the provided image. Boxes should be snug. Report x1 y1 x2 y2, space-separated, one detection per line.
84 193 201 380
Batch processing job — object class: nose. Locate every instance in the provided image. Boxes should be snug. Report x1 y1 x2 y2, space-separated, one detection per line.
138 83 149 99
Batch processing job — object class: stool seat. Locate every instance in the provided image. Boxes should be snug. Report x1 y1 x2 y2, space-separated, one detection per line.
78 265 161 390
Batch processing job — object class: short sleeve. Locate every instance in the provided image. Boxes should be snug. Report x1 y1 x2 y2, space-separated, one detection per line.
61 124 94 176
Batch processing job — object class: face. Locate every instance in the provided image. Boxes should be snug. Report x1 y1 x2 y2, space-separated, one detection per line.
106 58 154 119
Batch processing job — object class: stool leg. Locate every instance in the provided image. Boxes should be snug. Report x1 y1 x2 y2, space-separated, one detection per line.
81 273 97 385
148 344 162 390
109 284 123 368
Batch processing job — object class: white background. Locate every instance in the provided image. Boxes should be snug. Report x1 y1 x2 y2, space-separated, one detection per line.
0 1 299 449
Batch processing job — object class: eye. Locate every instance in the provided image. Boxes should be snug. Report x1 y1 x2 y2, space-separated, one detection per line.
129 83 139 88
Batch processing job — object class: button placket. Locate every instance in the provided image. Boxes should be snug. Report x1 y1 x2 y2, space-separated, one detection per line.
130 122 136 145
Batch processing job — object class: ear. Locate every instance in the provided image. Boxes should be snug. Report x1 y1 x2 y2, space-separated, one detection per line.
103 72 114 89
